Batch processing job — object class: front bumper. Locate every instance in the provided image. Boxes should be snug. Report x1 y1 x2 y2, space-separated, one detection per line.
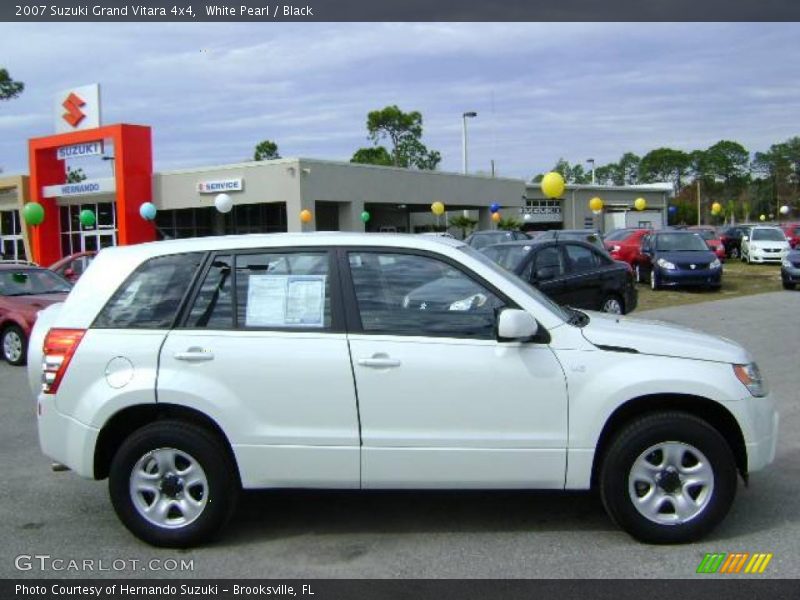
37 393 99 479
749 250 788 264
726 391 780 474
781 265 800 284
656 267 722 288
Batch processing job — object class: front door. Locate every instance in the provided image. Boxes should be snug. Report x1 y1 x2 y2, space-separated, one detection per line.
342 249 569 489
81 230 116 252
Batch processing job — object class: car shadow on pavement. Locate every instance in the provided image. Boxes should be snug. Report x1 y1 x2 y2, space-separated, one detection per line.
223 489 615 545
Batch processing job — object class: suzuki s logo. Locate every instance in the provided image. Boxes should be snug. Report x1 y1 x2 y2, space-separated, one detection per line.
62 92 86 128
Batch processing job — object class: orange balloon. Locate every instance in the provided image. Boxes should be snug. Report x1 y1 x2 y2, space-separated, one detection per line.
300 209 313 224
491 212 501 223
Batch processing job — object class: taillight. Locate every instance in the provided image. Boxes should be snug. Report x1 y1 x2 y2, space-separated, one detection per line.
42 328 85 394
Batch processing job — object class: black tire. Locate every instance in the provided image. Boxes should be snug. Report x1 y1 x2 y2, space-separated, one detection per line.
729 247 739 260
650 271 660 291
109 421 239 548
634 264 642 284
2 324 28 366
601 294 625 315
599 412 737 544
783 281 796 290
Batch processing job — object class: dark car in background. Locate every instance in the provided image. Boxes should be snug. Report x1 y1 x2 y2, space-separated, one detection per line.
781 249 800 290
536 229 606 251
482 239 637 314
604 228 651 266
0 264 72 365
463 230 530 250
637 231 722 290
719 225 749 259
688 226 726 260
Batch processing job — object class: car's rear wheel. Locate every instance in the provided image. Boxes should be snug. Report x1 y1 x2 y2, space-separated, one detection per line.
109 421 239 547
599 412 737 544
601 294 624 315
2 325 27 366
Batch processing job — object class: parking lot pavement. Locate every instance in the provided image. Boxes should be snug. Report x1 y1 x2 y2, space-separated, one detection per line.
0 291 798 579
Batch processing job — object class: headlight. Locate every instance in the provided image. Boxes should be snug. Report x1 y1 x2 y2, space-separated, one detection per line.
710 258 721 269
656 258 676 270
611 245 621 252
733 362 767 397
783 258 793 268
449 293 487 311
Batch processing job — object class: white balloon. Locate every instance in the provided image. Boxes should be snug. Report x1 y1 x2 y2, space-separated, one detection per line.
780 205 790 215
523 213 533 222
215 193 233 213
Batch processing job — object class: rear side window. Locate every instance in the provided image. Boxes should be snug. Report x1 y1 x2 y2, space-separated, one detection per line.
93 253 204 329
564 244 599 272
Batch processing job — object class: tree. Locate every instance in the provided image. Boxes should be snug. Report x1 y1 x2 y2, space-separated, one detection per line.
253 140 280 161
618 152 641 185
448 215 478 238
66 166 86 183
496 216 522 231
358 105 441 170
351 146 393 166
0 68 24 102
638 148 691 190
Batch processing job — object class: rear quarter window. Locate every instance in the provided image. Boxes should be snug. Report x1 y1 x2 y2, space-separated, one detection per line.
93 253 205 329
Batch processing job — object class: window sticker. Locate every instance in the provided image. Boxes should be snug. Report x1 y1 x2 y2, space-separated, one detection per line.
245 274 326 327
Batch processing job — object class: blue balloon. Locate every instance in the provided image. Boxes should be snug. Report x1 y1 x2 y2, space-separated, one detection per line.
139 202 157 221
490 202 501 213
668 205 677 214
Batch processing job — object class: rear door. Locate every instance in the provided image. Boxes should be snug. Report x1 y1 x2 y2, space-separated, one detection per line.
157 248 361 489
560 243 604 309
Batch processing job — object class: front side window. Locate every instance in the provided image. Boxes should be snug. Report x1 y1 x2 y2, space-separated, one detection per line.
533 246 565 280
94 253 204 329
563 244 599 273
348 251 505 338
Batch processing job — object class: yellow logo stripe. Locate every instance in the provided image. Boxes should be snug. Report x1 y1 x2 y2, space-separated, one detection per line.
733 553 750 573
758 554 773 573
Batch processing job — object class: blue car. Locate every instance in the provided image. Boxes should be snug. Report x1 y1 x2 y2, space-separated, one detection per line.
636 231 722 290
781 249 800 290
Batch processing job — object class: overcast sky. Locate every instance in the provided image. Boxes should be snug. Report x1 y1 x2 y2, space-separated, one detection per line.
1 22 798 180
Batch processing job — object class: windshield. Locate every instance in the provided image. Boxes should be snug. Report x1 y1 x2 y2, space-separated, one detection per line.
481 244 533 271
693 229 715 240
469 232 523 250
654 233 710 252
0 269 72 296
751 228 787 242
460 245 569 322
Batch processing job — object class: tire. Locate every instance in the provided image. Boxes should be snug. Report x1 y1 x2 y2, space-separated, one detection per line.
729 247 739 260
634 264 642 284
784 281 796 290
601 294 624 315
650 271 659 291
599 412 737 544
2 324 27 366
109 421 239 548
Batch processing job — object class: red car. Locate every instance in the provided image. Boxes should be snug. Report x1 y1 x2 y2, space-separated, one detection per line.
781 223 800 249
48 251 97 283
688 226 726 260
0 264 71 365
604 228 651 266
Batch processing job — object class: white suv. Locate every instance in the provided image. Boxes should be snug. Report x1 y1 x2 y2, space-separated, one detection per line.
741 226 790 264
29 233 779 547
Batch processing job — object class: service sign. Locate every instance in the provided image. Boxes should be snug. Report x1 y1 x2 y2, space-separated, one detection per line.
197 178 244 193
56 141 104 160
54 83 102 134
42 177 116 198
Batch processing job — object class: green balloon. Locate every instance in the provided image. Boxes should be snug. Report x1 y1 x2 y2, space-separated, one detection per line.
79 209 96 228
360 211 371 223
22 202 45 226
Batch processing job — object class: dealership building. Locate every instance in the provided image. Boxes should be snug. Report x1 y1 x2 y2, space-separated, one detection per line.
4 84 671 264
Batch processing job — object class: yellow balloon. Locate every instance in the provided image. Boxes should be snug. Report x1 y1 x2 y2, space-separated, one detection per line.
540 172 565 199
300 209 313 223
431 201 445 216
634 197 647 211
711 202 722 215
491 212 501 223
759 214 766 221
588 197 604 212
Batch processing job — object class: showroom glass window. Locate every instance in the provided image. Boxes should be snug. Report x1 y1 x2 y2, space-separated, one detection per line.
348 251 504 338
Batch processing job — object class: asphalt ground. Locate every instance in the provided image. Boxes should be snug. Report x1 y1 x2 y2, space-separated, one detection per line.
0 291 798 579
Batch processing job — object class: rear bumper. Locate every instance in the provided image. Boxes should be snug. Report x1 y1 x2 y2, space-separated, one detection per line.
37 393 98 479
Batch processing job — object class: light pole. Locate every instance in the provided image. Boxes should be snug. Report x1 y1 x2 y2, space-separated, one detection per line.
586 158 596 185
462 111 477 175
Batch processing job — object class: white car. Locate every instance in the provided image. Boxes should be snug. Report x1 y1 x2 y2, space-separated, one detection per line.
741 226 790 264
28 233 779 547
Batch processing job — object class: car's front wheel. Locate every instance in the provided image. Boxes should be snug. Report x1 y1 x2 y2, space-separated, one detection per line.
599 412 737 544
601 294 624 315
2 324 27 366
109 421 239 547
783 281 796 290
650 271 660 291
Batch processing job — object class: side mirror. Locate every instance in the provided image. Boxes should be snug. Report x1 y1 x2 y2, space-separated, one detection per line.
535 266 558 281
64 268 76 280
498 309 538 341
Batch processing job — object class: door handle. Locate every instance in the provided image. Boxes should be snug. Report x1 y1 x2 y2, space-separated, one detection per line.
174 348 214 362
357 355 401 368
